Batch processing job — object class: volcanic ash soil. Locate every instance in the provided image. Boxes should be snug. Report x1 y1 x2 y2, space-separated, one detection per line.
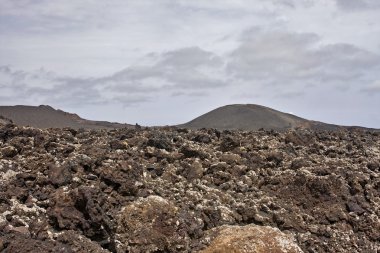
0 123 379 252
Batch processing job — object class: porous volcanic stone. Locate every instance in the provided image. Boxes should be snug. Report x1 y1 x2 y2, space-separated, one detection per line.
1 124 379 252
200 224 303 253
116 195 190 253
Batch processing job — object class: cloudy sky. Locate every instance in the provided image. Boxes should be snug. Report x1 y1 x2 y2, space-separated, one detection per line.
1 0 380 127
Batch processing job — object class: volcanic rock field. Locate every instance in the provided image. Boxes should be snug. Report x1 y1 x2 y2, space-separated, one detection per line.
0 122 379 252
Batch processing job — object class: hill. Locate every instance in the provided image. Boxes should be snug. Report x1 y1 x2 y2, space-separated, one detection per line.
0 105 132 129
181 104 367 131
1 104 376 131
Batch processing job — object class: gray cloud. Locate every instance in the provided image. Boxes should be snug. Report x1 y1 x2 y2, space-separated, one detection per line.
161 47 223 68
171 91 209 97
361 80 380 94
0 47 226 108
0 0 380 127
2 29 380 110
335 0 380 10
0 66 104 106
275 91 304 99
101 47 227 93
227 28 380 93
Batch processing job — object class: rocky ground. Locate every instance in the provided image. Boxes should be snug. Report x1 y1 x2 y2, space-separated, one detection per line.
0 122 379 252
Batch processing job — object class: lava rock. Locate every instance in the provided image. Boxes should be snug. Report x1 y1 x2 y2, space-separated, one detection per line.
116 195 190 252
1 123 379 252
220 136 239 152
199 224 303 253
1 146 18 158
146 136 172 151
48 164 72 187
109 139 128 150
346 201 366 215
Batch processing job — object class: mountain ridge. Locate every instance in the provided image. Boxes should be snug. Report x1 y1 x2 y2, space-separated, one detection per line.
0 105 132 129
0 104 378 131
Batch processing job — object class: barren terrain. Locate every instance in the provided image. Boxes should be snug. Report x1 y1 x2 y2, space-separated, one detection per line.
0 121 379 252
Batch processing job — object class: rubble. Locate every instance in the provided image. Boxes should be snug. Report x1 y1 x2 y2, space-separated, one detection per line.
0 123 379 252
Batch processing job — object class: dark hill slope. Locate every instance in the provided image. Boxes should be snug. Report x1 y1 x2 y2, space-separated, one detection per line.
0 105 131 129
181 104 343 131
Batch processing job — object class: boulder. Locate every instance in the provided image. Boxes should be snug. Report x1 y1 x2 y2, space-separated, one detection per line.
200 224 303 253
48 164 72 187
116 195 190 253
1 146 18 158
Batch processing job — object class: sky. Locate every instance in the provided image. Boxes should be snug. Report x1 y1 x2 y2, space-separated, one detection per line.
0 0 380 127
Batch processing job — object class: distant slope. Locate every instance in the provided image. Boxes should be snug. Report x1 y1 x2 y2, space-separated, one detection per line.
0 105 132 129
181 104 347 131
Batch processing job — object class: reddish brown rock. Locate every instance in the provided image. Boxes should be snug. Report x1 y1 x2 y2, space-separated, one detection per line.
116 195 190 253
48 163 72 187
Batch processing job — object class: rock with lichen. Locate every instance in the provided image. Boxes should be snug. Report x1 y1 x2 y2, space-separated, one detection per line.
199 224 304 253
0 123 379 252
